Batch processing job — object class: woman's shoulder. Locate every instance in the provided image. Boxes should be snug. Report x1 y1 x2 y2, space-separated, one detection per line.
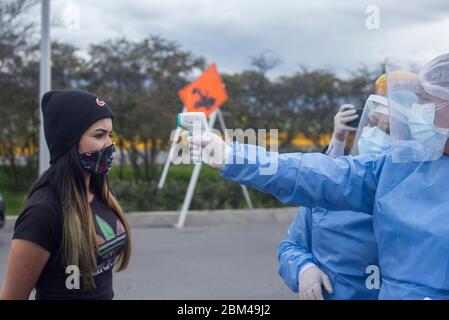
21 184 62 219
13 184 64 252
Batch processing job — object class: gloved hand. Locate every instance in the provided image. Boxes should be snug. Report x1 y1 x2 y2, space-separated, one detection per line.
187 131 231 170
333 104 358 142
298 266 333 300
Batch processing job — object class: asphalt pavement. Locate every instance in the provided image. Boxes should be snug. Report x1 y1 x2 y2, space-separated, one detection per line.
0 222 297 300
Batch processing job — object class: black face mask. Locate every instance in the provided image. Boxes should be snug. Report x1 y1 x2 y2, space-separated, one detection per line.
79 143 116 175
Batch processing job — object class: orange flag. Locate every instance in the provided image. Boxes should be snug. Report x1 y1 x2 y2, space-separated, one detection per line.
178 64 228 117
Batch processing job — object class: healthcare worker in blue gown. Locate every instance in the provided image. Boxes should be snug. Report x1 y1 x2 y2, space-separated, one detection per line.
185 53 449 300
278 90 390 300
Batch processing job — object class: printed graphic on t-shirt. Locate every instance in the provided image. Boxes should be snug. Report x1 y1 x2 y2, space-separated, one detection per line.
93 211 126 276
96 214 126 259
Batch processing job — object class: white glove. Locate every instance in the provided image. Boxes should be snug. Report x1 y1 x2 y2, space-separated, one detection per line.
188 131 231 170
298 266 333 300
333 104 358 141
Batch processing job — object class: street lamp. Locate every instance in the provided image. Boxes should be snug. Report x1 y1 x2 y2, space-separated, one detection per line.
38 0 80 175
38 0 50 175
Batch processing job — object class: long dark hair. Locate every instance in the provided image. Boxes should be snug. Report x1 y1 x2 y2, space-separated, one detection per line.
27 144 132 290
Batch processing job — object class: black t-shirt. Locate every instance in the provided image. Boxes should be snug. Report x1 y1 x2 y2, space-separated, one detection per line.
12 184 127 300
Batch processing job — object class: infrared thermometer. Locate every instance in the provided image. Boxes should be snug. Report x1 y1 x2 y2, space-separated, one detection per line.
178 112 210 164
177 112 209 134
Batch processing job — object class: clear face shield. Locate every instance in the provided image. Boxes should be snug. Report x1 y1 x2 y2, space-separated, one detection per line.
350 94 391 156
387 56 449 163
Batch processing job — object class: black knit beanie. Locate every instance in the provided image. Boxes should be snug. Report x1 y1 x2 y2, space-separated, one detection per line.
41 89 115 165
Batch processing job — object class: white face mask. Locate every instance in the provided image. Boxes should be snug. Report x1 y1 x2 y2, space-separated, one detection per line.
408 103 449 152
357 126 392 155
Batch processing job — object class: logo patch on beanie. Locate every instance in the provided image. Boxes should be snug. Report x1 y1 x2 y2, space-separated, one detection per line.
96 98 106 107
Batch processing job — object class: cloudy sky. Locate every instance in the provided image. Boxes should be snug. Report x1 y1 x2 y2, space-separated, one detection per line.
36 0 449 77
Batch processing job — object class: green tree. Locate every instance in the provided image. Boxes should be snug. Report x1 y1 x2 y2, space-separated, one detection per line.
0 0 38 190
85 35 204 181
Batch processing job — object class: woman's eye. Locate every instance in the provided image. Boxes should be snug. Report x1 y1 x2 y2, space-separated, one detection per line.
94 132 113 139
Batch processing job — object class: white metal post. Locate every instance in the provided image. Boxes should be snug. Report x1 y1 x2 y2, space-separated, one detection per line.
158 107 186 189
39 0 51 175
175 110 219 228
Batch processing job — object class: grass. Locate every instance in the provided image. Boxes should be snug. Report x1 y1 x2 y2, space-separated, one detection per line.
108 164 220 182
0 165 28 216
1 189 27 216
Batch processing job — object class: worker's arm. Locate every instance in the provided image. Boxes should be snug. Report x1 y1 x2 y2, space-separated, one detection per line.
220 142 385 214
278 207 316 292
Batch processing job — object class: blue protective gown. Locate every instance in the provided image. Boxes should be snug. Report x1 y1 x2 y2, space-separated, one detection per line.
278 206 380 299
221 143 449 299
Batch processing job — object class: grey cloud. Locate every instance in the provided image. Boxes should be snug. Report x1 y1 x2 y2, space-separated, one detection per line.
40 0 449 77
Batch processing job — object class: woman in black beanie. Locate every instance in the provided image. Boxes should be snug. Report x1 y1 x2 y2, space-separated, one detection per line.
0 89 132 300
